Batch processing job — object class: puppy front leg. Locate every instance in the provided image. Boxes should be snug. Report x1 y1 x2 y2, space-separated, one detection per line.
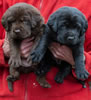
73 45 89 80
36 76 51 88
30 35 50 63
55 61 72 83
8 39 21 68
7 66 20 92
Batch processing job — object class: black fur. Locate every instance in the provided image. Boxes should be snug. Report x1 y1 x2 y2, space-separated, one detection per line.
31 6 89 81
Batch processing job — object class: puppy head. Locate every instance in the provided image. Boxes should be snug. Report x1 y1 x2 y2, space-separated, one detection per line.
1 3 44 39
48 6 88 45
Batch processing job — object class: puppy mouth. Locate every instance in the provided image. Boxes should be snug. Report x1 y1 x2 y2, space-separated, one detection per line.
67 40 77 45
12 32 32 40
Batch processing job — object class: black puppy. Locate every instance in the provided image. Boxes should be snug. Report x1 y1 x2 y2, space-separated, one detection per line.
30 7 89 85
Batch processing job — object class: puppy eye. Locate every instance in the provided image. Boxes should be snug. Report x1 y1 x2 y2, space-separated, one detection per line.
20 18 29 23
65 22 69 26
60 24 65 27
78 25 81 29
23 20 29 25
20 19 27 24
8 19 15 24
8 20 12 24
23 20 27 22
74 24 81 29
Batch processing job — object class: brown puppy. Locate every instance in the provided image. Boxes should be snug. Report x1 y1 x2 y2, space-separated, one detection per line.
1 3 47 91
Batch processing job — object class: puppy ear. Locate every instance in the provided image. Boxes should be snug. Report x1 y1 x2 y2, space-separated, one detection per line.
83 20 88 33
31 15 37 28
80 19 88 36
48 15 57 32
31 14 44 28
1 15 9 31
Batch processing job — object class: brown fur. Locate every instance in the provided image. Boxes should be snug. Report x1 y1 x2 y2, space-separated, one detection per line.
1 3 48 91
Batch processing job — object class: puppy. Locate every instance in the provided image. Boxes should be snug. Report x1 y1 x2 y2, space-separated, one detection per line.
30 6 89 87
1 3 44 91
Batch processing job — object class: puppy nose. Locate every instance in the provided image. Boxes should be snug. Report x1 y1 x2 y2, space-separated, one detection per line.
67 36 75 40
14 29 21 33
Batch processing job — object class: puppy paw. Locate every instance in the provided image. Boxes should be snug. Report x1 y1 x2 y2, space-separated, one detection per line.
55 73 64 83
29 49 44 63
35 66 49 76
76 69 89 80
78 80 86 88
7 81 13 92
7 75 17 82
37 76 51 88
8 56 21 67
39 81 51 88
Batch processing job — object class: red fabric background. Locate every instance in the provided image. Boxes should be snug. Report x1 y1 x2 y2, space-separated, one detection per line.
0 0 91 100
